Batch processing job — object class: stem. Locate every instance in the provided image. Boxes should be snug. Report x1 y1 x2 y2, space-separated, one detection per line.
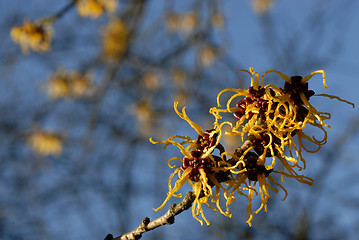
40 0 77 24
54 0 77 20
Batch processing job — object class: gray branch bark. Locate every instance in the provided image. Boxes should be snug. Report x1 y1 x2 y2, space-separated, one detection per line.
106 191 195 240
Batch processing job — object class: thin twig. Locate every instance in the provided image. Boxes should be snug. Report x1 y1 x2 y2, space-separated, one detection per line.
106 191 196 240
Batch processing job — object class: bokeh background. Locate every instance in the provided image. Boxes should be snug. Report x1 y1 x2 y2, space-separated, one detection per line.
1 0 359 239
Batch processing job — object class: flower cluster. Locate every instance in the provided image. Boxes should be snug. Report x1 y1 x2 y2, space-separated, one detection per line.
151 68 354 226
43 68 93 100
150 102 233 225
164 12 198 35
27 129 63 156
76 0 118 19
10 20 53 54
102 18 129 61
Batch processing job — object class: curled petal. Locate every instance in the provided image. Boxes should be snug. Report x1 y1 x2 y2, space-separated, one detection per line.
153 167 191 211
249 67 261 90
262 69 291 83
216 88 248 108
174 101 204 136
236 68 253 85
149 137 192 159
316 93 355 108
301 70 327 89
267 175 288 201
167 157 182 168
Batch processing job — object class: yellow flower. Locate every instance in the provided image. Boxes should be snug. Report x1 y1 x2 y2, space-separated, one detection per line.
153 68 354 227
27 130 62 156
211 68 354 170
210 67 272 138
76 0 117 19
150 102 233 225
102 18 129 61
10 20 53 54
261 69 354 168
44 68 92 99
225 150 313 226
210 68 354 225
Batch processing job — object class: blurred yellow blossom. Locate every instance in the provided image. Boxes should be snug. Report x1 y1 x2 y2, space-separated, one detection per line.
211 12 224 29
142 72 160 90
10 20 53 54
171 69 186 88
130 100 156 136
71 74 93 97
165 11 198 35
27 130 63 156
44 68 93 100
252 0 274 15
198 46 217 67
179 12 198 34
76 0 118 19
102 18 129 61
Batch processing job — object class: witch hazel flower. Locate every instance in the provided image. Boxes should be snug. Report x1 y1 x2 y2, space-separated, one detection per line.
151 67 354 228
209 67 354 225
150 102 234 225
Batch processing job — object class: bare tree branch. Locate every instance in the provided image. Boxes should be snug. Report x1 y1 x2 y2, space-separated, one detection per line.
105 191 195 240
